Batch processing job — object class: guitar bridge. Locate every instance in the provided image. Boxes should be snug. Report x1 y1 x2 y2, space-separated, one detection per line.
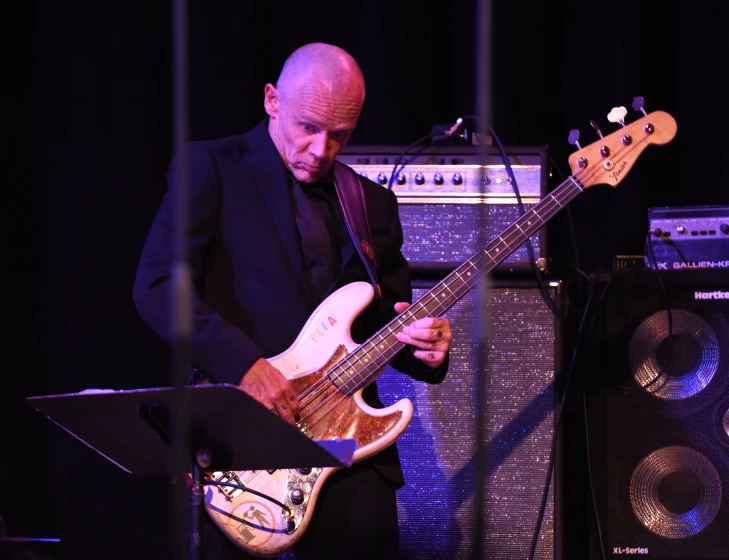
210 471 245 502
297 420 313 439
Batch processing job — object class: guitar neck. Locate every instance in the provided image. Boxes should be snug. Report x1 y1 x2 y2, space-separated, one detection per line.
330 173 586 394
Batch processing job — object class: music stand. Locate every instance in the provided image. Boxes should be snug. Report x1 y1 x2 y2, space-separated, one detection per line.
26 384 356 559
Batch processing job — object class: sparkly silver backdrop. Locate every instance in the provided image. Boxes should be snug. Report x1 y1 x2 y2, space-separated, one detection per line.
377 281 560 560
396 203 543 272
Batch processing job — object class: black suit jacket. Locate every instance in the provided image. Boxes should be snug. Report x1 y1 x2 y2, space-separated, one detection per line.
133 119 448 484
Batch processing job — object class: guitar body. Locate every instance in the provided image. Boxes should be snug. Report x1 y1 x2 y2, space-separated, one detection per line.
203 282 414 557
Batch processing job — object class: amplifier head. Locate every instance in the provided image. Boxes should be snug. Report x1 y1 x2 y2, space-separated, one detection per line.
645 205 729 271
337 145 550 274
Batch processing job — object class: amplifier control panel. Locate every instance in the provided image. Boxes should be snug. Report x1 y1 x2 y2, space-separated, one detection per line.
337 146 547 201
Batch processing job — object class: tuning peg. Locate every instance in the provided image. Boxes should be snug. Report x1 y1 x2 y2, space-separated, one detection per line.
607 106 628 127
568 129 581 149
589 120 604 138
632 96 647 116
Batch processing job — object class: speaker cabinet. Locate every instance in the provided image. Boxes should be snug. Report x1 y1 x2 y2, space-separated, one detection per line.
377 278 563 559
337 145 549 273
587 269 729 559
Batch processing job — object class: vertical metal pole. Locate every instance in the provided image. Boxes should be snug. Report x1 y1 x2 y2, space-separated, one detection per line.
474 1 493 559
171 0 193 559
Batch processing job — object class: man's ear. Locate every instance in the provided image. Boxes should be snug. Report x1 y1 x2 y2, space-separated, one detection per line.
263 83 279 117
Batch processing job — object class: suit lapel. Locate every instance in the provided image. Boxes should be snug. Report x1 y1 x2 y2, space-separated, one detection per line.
238 121 310 294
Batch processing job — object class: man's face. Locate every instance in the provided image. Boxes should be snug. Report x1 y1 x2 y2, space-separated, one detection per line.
265 76 363 184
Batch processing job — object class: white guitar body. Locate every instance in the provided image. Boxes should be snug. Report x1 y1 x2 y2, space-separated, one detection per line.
203 282 414 557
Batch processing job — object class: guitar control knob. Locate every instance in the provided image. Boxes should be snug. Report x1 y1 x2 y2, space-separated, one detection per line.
434 172 444 185
298 467 312 475
414 172 425 185
452 173 463 185
376 172 388 185
396 172 407 185
290 488 304 505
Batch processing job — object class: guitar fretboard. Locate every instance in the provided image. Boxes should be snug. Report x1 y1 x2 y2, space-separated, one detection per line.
328 174 585 394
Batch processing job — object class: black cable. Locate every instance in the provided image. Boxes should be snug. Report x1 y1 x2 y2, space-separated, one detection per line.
208 481 292 515
527 266 600 560
581 391 608 560
455 116 571 333
583 241 674 394
644 234 674 391
386 126 459 192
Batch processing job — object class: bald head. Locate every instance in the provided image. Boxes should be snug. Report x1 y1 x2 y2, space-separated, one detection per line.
276 43 365 103
264 43 366 183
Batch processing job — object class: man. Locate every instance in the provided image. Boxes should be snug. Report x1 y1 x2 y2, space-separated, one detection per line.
133 42 452 559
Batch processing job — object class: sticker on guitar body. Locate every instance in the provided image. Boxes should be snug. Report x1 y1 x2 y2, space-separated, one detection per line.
308 316 338 344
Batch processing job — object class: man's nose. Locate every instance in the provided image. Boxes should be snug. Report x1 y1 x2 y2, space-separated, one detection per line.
309 133 331 160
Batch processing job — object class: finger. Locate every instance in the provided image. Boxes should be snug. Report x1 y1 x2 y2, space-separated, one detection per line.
411 348 447 367
286 392 300 417
394 302 411 314
396 330 449 350
408 316 450 330
399 325 452 343
276 400 298 426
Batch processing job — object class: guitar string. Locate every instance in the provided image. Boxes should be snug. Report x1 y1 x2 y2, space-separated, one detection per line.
294 129 652 435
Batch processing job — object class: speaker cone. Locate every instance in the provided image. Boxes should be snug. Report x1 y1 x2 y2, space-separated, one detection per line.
629 445 722 539
628 309 719 400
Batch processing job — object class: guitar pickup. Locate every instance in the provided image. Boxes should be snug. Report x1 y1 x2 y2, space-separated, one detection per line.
210 471 245 501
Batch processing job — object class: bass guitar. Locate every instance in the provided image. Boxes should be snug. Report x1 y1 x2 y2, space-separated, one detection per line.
204 102 677 557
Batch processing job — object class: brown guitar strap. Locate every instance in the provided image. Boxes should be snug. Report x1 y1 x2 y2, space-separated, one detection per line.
332 160 379 297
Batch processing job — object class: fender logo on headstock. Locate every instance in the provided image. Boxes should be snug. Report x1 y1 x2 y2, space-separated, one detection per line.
609 159 630 182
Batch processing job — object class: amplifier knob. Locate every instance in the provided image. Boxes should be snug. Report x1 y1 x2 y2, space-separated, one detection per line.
396 172 407 185
376 172 388 185
676 225 687 234
414 173 425 185
359 171 368 179
720 223 729 235
434 172 444 185
452 173 463 185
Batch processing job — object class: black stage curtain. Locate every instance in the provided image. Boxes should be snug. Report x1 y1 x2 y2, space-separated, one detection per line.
5 1 727 559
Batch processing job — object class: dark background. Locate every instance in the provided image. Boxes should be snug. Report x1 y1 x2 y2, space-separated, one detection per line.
5 1 728 559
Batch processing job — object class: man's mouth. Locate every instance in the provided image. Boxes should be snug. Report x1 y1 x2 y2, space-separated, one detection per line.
299 162 322 173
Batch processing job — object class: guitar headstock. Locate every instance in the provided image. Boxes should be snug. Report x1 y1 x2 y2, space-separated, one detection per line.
567 100 677 189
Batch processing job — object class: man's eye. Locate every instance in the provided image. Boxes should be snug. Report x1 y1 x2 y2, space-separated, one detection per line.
302 124 315 133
